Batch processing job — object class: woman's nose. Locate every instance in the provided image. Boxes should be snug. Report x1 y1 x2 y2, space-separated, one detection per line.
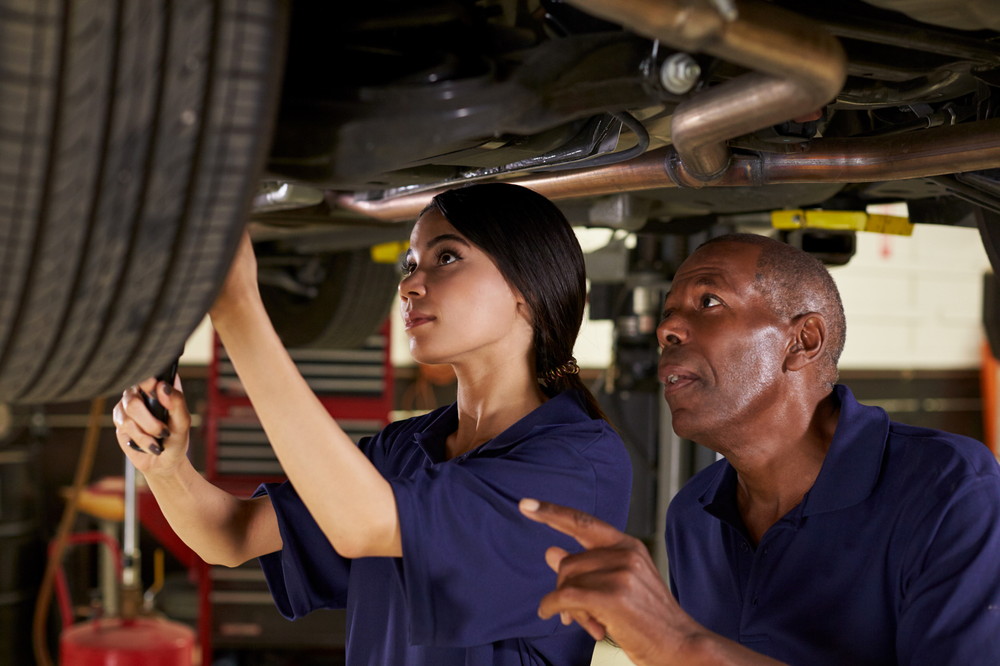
399 271 425 298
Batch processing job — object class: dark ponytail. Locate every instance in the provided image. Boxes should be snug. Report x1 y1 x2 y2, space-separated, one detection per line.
426 183 609 422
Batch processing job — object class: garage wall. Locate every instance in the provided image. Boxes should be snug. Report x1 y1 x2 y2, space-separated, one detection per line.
832 224 990 370
178 315 216 366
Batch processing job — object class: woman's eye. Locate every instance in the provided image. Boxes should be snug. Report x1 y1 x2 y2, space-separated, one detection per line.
701 294 722 308
400 260 416 277
438 250 460 265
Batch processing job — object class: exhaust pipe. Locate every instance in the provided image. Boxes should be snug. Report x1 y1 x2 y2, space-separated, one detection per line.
334 118 1000 222
565 0 847 183
712 118 1000 186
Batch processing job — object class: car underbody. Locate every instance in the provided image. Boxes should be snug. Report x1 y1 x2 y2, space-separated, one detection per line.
2 0 999 403
255 0 1000 230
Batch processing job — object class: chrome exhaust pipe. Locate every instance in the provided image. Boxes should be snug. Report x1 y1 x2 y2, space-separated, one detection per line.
334 118 1000 222
566 0 847 183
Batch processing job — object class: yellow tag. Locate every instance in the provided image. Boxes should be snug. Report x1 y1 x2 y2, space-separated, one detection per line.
864 214 914 236
370 241 409 264
771 209 913 236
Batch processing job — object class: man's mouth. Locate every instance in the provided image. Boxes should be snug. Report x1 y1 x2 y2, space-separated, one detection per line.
663 375 695 392
660 367 698 394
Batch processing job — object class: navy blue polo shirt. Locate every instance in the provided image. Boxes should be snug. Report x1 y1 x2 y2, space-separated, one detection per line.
254 390 631 665
666 384 1000 665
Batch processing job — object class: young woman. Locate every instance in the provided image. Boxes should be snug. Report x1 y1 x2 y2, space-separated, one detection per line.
113 183 632 664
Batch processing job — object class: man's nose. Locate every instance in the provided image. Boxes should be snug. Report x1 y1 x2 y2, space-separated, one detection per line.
656 313 687 347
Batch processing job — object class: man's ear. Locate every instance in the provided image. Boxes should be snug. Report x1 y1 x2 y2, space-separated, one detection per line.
786 314 826 371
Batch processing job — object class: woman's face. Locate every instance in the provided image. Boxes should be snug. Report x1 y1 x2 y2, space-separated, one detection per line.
399 208 533 366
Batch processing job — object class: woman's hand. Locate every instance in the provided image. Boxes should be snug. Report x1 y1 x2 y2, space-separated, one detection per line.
112 376 192 477
114 373 283 566
210 230 262 327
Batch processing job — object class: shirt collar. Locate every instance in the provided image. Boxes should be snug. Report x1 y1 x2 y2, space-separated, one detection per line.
801 384 889 516
700 384 889 518
411 390 592 463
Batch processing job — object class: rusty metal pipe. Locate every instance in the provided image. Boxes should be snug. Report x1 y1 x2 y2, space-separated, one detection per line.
565 0 847 182
713 118 1000 186
333 153 674 222
334 118 1000 222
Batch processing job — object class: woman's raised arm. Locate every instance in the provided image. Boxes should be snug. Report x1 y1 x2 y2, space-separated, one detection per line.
208 233 401 558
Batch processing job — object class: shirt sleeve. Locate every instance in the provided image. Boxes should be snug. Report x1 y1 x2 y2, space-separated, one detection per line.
896 474 1000 664
253 481 352 619
390 422 631 648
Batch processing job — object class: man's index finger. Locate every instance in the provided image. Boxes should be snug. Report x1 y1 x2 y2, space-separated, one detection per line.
519 498 622 549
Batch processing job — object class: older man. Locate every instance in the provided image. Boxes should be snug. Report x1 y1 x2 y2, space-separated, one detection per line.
522 233 1000 665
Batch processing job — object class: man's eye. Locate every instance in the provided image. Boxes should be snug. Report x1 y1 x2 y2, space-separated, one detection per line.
701 295 722 308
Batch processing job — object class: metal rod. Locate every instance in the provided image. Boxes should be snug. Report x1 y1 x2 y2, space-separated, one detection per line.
122 460 139 589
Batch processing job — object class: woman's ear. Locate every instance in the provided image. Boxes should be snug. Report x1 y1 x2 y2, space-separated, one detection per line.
786 314 826 371
512 287 531 318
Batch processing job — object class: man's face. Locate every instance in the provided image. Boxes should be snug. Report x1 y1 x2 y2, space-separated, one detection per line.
656 241 793 444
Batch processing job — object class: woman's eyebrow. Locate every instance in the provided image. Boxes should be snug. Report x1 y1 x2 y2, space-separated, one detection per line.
425 233 471 249
405 234 469 262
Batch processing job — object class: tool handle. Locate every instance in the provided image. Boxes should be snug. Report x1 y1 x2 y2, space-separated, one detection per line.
140 358 180 438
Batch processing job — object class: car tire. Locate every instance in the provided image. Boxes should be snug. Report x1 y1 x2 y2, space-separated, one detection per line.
260 250 399 350
0 0 287 403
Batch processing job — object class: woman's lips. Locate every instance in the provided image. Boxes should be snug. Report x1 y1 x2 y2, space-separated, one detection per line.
403 312 435 329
